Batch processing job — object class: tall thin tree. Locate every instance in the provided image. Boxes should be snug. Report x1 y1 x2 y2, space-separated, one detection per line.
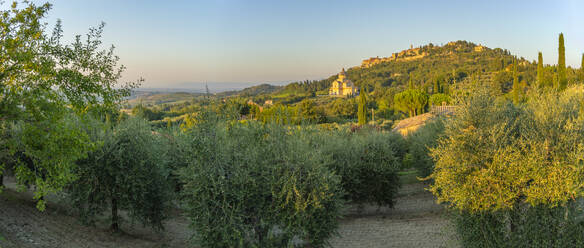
581 53 584 82
433 76 440 94
408 72 414 89
537 52 544 88
357 86 367 125
205 83 211 99
512 59 520 104
558 33 567 90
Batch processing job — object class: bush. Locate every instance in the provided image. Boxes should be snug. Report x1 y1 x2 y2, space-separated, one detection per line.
429 93 451 106
430 85 584 246
453 204 584 248
70 118 171 232
158 126 191 193
312 127 405 207
180 121 343 247
407 118 445 177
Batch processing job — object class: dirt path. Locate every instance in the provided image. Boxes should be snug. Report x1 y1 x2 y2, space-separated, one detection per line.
0 178 456 248
329 183 457 248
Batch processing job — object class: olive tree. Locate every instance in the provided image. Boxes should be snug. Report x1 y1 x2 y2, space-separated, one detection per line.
313 128 406 207
430 85 584 247
70 118 171 232
407 118 445 178
180 121 343 247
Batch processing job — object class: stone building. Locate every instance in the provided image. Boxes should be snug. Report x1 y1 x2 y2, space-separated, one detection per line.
329 68 359 96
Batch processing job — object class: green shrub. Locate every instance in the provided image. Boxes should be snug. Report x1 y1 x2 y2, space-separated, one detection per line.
180 121 343 247
158 126 191 193
429 93 451 106
407 118 445 178
430 85 584 246
312 127 405 207
70 118 171 232
453 204 584 248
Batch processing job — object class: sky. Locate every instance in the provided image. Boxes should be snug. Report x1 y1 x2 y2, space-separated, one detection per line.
3 0 584 89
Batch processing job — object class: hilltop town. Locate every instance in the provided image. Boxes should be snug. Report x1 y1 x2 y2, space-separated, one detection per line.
361 42 487 68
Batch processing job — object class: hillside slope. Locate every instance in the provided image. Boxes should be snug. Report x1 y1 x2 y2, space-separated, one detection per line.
279 41 533 97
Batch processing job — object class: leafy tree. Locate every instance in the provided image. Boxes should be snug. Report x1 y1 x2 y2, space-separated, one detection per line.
358 86 367 125
394 89 428 117
557 33 567 90
408 119 445 177
180 122 343 247
328 98 356 119
250 104 261 119
429 93 451 106
537 52 544 88
376 97 394 119
491 71 513 95
296 99 323 123
314 129 405 207
431 85 584 211
431 85 584 247
0 2 137 208
70 118 171 232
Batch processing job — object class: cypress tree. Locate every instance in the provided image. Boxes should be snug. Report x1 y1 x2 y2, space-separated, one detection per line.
408 72 414 89
581 53 584 81
443 82 450 95
433 78 439 94
558 33 567 90
512 59 520 104
537 52 544 88
357 86 367 125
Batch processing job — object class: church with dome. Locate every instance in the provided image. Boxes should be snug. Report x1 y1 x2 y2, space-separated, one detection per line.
329 68 359 96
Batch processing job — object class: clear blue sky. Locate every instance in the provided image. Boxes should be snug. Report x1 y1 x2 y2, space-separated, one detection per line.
5 0 584 88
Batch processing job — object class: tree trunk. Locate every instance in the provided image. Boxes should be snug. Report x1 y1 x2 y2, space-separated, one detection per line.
305 233 312 248
0 173 3 187
111 197 119 232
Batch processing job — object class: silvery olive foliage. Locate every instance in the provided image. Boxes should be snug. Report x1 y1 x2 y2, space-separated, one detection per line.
70 118 171 232
430 85 584 247
180 119 343 247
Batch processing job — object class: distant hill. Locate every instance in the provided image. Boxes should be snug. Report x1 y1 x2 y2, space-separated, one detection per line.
216 84 283 98
124 91 204 107
124 83 283 108
288 41 528 91
246 40 537 106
